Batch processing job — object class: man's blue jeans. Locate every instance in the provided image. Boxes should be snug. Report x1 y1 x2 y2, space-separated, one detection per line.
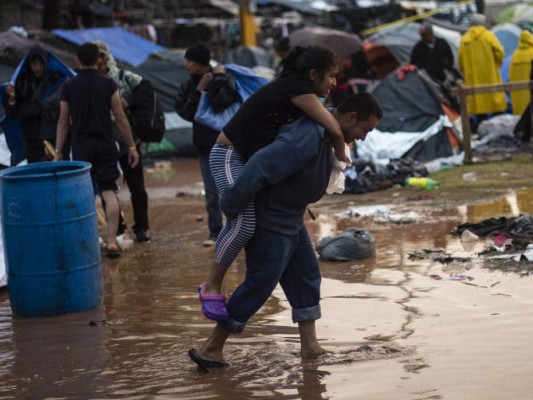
220 226 322 334
198 147 222 239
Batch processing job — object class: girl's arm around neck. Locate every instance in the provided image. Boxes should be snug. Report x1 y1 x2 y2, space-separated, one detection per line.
291 93 348 163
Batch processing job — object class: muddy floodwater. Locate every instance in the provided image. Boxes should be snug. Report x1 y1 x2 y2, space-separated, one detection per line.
1 159 533 399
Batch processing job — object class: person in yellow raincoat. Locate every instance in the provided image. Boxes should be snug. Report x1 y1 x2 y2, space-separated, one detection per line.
509 30 533 116
458 14 507 116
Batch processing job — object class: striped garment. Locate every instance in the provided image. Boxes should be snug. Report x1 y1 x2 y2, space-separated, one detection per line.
209 144 256 268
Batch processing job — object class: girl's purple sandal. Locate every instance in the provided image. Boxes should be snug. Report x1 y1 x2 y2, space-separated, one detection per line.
198 283 229 321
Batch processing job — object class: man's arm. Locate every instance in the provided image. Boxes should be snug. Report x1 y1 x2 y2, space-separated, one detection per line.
53 100 69 160
221 118 322 216
111 89 139 168
4 82 18 118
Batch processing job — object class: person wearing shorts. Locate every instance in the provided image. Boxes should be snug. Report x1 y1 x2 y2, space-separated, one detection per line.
54 42 139 257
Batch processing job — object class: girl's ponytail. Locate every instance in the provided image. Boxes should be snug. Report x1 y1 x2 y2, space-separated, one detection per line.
279 46 307 75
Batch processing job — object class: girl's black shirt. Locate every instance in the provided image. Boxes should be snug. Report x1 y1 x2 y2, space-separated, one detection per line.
223 72 314 159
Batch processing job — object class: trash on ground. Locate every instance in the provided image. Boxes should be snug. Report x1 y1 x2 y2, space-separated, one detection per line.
341 205 420 224
405 176 439 190
316 227 375 261
429 274 474 281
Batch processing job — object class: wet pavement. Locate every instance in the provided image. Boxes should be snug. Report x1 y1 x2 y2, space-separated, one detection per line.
1 159 533 399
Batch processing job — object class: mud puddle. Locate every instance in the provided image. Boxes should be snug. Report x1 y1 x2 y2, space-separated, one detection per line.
1 159 533 399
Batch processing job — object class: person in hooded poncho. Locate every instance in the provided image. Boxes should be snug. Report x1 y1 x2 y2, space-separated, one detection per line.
458 14 507 116
509 30 533 116
3 45 63 162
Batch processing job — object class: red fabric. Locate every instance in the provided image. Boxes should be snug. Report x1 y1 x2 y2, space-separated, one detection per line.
396 64 417 81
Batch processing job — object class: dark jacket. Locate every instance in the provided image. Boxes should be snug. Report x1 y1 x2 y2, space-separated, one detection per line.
175 71 237 149
221 117 333 235
410 37 454 82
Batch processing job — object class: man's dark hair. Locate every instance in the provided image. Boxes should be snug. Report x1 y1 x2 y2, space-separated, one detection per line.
420 23 433 35
275 37 290 53
77 42 99 67
337 92 383 120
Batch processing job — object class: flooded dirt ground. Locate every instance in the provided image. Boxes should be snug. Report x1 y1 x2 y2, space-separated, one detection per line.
1 158 533 399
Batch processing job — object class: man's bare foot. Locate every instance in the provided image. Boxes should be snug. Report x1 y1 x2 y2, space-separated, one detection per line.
301 345 327 359
197 345 226 364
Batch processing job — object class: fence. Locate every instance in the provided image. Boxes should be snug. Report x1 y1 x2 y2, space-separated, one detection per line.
452 80 533 164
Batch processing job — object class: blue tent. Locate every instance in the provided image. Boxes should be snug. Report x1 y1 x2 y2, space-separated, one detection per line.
0 50 75 165
52 27 166 67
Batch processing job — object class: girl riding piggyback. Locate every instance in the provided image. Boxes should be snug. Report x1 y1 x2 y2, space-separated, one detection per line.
198 45 347 321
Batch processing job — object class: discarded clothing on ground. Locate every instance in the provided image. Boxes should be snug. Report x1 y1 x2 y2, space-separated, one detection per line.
451 214 533 240
344 157 428 194
316 227 376 261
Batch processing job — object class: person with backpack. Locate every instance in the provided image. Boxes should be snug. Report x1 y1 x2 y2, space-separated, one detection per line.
94 41 151 242
3 45 67 162
175 42 238 247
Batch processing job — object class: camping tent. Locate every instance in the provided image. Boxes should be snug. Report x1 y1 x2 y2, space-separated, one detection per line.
220 46 273 69
364 22 462 79
52 27 165 67
134 50 196 156
492 22 522 56
357 66 460 162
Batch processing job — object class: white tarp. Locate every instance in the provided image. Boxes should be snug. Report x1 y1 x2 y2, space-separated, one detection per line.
357 115 450 163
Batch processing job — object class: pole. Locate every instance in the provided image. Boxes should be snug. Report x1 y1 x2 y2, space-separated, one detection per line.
456 80 473 164
240 0 256 47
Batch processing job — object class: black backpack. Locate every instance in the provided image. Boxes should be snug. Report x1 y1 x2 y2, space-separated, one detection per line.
120 71 165 143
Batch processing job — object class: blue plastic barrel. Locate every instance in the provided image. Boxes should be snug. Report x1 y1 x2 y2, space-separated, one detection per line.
0 161 102 317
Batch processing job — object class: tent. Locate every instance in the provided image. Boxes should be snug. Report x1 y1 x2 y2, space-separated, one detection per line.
494 3 533 25
133 50 196 156
357 66 461 163
52 27 165 67
364 22 461 79
220 46 274 69
492 22 522 57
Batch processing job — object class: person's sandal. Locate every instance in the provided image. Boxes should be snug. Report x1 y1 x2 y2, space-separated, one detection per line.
106 244 122 258
198 283 229 321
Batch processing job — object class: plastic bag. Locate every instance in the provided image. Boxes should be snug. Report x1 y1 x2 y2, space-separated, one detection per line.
316 228 376 261
194 91 241 132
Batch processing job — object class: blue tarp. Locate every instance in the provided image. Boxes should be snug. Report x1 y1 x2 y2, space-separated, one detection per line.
0 50 75 165
51 27 166 67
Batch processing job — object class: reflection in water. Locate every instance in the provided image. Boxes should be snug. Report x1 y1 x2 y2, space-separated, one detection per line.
458 188 533 223
1 308 110 399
